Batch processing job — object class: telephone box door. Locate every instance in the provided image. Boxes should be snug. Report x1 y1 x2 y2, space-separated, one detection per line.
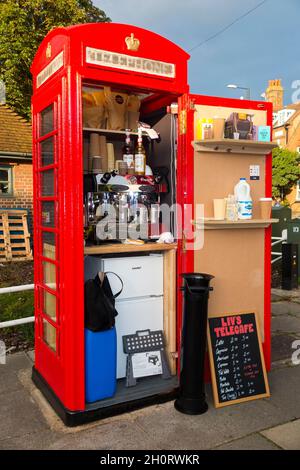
32 79 65 402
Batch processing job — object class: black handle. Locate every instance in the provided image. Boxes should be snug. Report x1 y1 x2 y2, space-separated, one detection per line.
104 271 124 299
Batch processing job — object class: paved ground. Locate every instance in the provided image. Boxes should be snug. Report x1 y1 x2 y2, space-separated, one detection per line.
0 289 300 450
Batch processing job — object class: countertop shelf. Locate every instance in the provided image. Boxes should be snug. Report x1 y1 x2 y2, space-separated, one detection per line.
84 242 177 255
192 139 277 155
193 219 278 230
83 128 152 138
83 127 138 136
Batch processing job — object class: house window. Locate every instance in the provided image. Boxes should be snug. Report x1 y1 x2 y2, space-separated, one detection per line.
0 165 13 196
296 180 300 202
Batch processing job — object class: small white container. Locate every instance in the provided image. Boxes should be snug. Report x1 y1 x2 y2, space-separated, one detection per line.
234 178 253 220
225 195 238 221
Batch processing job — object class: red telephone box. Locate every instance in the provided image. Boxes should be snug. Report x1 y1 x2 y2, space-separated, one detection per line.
31 23 274 426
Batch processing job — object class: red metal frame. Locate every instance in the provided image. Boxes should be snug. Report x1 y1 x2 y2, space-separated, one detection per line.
176 93 194 370
181 94 273 371
32 79 66 402
31 23 273 415
31 23 190 412
264 108 273 371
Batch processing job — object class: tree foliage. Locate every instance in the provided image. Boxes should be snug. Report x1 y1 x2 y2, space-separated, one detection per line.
272 147 300 201
0 0 110 120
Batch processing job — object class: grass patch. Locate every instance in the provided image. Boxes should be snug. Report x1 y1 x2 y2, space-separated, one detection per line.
0 290 34 350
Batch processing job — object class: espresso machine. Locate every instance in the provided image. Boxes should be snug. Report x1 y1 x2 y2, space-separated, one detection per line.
85 172 167 242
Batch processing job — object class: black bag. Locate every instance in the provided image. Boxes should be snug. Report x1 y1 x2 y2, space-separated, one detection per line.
84 272 123 332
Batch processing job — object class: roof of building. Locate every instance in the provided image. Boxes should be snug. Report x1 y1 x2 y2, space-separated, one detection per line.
273 102 300 129
0 105 32 155
285 103 300 111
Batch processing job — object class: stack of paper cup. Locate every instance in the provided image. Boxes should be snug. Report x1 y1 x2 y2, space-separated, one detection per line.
89 133 101 172
99 136 108 172
91 156 102 173
83 138 89 173
107 143 115 171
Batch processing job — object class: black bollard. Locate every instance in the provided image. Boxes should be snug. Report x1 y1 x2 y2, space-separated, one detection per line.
174 273 214 415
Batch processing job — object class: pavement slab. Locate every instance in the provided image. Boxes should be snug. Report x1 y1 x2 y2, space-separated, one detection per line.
214 433 281 450
47 419 159 450
0 430 61 450
272 315 300 334
261 419 300 450
272 301 300 317
26 350 34 364
131 390 293 450
267 366 300 421
0 352 31 394
289 305 300 316
1 301 300 451
271 333 298 363
0 388 50 442
271 289 300 303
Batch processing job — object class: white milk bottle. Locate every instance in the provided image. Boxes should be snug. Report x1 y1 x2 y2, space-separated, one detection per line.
234 178 253 220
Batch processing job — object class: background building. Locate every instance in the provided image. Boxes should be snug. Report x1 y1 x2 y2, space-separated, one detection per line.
266 79 300 216
0 105 33 232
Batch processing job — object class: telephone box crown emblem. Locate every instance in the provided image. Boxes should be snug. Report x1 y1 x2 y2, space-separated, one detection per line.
125 33 140 52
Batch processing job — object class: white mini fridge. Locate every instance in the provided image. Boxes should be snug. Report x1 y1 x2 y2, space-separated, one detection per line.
84 254 164 379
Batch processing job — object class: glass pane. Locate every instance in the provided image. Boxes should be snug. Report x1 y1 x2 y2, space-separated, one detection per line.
0 169 8 181
43 290 56 320
41 170 55 196
0 182 9 194
43 261 56 290
41 201 56 228
0 167 11 194
41 105 54 136
41 137 54 167
43 319 56 352
42 232 56 260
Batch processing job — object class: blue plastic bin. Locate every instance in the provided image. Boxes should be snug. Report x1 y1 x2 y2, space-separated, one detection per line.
85 327 117 403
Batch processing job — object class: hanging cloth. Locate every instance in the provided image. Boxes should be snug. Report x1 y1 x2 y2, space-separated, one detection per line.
84 272 123 332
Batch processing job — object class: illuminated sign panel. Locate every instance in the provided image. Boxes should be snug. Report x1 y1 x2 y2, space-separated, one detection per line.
86 47 176 79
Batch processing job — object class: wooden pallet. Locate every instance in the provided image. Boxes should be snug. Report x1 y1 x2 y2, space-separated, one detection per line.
0 210 32 262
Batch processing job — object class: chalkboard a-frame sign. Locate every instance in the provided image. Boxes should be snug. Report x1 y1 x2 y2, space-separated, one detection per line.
207 312 270 408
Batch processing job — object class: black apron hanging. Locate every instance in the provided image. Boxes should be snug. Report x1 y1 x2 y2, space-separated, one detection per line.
84 272 123 332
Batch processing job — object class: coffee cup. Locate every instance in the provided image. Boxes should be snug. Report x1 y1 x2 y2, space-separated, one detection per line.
259 197 272 219
213 199 226 220
213 118 225 139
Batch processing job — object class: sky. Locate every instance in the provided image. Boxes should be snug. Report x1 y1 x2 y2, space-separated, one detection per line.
94 0 299 104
